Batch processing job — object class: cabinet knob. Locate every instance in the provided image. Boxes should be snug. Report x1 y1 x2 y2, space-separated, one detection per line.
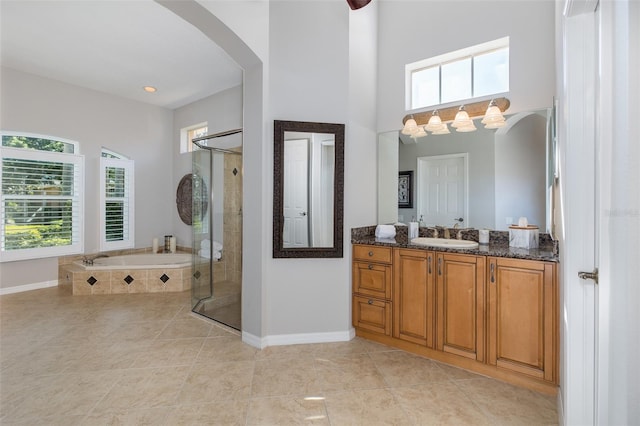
368 299 374 305
368 264 373 270
368 251 374 257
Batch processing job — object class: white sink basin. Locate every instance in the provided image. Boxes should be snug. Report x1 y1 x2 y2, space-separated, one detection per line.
411 237 479 249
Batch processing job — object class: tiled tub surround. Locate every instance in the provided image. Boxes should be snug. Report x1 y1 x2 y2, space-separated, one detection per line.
59 246 234 296
351 225 558 261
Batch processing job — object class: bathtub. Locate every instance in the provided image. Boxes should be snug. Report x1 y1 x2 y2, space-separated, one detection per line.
73 253 191 270
65 253 193 295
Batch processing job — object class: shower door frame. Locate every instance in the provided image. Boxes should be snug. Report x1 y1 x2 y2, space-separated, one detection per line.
191 129 242 328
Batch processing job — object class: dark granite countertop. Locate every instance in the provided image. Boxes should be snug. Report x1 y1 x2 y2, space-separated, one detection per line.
351 225 559 263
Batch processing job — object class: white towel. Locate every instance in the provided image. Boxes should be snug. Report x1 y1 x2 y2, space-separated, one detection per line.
375 224 396 239
200 239 223 252
198 249 222 260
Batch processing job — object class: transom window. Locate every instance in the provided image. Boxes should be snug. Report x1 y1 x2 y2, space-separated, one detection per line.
406 37 509 110
180 122 208 154
1 132 84 262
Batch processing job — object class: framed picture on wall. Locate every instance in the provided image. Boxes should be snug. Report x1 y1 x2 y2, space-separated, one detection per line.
398 170 413 208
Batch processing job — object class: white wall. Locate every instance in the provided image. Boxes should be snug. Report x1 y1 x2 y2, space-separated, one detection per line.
172 85 243 248
0 67 174 289
377 0 556 134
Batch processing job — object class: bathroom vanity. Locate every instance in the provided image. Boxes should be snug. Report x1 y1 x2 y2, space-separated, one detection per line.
351 226 558 394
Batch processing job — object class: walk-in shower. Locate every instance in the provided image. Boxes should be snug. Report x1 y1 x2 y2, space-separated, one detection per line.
191 129 242 330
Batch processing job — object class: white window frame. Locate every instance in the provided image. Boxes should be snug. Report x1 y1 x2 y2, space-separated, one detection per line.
180 122 208 154
406 37 510 111
1 137 84 262
99 156 134 251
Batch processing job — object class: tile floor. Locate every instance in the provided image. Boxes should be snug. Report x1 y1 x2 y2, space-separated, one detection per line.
0 286 559 425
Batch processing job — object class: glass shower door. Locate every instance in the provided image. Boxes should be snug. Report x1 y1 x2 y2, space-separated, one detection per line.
191 146 242 330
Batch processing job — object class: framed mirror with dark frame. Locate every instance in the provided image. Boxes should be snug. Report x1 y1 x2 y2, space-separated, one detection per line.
273 120 344 258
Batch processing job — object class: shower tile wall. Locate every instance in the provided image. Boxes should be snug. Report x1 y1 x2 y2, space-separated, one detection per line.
223 153 242 284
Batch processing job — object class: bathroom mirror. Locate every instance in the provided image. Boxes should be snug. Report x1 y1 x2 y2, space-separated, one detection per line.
273 120 344 258
378 108 554 233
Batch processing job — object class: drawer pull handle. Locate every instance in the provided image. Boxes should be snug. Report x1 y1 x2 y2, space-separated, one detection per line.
490 263 495 283
368 251 374 257
438 257 442 276
368 264 373 270
368 299 374 305
428 256 432 274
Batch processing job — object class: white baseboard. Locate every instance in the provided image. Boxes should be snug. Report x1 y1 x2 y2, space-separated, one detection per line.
242 328 356 349
0 280 59 295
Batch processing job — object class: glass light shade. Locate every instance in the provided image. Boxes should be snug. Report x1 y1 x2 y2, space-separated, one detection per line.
452 109 472 128
411 126 428 139
481 105 505 124
425 113 443 132
432 123 451 135
456 121 477 132
401 118 418 135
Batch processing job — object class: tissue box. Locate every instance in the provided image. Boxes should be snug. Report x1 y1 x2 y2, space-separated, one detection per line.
509 225 539 249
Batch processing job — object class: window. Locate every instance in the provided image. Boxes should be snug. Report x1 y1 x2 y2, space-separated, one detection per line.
180 122 208 153
1 133 84 262
99 150 134 251
406 37 509 110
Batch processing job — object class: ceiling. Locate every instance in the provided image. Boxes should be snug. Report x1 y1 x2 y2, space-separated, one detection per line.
0 0 243 110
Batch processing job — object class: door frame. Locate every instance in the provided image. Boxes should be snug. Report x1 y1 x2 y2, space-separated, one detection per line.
416 153 469 228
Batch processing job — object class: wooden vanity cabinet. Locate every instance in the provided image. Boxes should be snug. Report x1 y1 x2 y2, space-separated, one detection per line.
436 253 485 362
352 245 392 336
393 248 435 348
487 257 557 382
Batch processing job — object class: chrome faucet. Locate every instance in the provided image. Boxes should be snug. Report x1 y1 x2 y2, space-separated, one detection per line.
426 227 439 238
82 253 109 265
436 226 450 239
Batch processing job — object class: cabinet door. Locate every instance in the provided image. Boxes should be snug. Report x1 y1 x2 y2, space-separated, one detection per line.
393 249 435 347
436 253 485 361
488 257 556 382
353 295 391 336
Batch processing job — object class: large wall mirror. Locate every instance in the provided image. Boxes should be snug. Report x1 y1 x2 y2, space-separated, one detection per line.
273 120 344 258
378 108 556 235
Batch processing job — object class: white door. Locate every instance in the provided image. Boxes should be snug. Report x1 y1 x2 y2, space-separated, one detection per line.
416 154 467 228
561 3 598 424
283 138 309 247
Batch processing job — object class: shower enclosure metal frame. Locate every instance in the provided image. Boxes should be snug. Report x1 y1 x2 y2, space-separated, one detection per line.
191 128 242 328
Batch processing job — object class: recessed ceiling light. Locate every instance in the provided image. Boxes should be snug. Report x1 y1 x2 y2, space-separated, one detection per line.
143 86 157 93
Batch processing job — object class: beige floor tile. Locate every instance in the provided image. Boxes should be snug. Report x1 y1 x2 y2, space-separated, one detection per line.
392 381 492 425
369 350 450 387
83 407 173 426
91 366 190 414
0 287 559 425
247 396 329 425
1 371 119 421
157 317 214 339
324 388 410 425
196 335 257 362
456 378 559 425
314 353 387 392
252 358 323 397
130 337 205 368
254 342 318 360
165 400 250 425
176 360 254 404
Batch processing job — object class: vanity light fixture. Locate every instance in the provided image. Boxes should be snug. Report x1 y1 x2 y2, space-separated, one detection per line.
401 97 510 136
143 86 157 93
410 126 428 140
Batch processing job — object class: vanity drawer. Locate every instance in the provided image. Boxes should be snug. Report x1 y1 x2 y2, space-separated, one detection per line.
353 261 392 299
353 295 391 336
353 245 392 264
